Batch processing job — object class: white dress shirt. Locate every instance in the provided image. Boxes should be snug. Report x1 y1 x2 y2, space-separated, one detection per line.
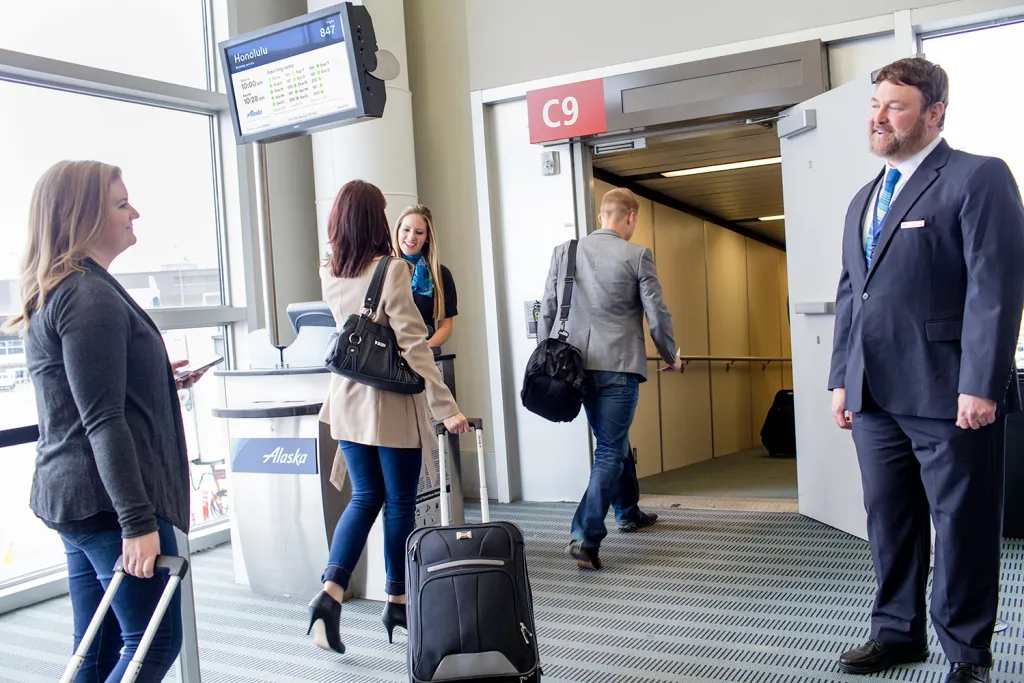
862 135 944 247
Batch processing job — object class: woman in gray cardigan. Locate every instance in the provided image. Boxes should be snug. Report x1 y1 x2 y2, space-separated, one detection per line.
8 160 208 682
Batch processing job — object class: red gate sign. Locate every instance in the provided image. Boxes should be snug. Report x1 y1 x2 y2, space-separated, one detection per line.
526 79 607 145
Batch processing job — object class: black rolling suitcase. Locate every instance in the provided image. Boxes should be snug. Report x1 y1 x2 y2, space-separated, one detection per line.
405 419 542 683
60 555 190 683
760 389 797 457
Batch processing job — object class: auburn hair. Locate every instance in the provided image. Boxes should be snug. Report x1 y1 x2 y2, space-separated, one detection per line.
325 180 393 279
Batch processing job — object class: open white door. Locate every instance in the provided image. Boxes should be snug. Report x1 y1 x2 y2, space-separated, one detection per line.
780 76 879 541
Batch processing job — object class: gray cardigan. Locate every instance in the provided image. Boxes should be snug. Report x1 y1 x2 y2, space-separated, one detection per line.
25 260 190 538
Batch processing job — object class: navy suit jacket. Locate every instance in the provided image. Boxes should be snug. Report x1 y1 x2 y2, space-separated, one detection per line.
828 139 1024 419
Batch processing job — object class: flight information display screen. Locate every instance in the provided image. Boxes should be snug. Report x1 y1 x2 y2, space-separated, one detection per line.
224 13 357 138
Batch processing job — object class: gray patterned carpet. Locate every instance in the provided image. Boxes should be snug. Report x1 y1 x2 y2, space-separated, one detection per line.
2 502 1023 682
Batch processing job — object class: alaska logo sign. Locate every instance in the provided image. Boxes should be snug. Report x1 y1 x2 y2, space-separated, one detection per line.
230 438 318 475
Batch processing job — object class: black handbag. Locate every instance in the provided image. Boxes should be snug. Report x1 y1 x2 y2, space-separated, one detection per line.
324 256 426 395
521 239 587 422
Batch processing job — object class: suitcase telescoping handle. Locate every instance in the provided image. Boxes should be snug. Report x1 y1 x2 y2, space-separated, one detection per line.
435 418 487 526
60 555 190 683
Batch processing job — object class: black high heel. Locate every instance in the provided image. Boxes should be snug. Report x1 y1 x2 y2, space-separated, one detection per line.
381 601 407 644
307 591 345 654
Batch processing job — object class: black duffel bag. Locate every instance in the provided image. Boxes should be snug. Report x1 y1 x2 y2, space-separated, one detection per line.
521 240 586 422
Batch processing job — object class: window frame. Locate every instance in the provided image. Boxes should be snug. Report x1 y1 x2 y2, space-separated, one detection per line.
917 13 1024 46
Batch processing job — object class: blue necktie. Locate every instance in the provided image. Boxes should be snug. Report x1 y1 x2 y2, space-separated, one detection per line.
865 167 901 269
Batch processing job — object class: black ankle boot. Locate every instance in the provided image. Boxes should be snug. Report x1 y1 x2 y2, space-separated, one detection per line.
307 591 345 654
382 601 407 644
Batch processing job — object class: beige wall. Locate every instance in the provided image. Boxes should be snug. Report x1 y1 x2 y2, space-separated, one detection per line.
705 224 754 457
404 0 495 451
653 204 714 472
747 240 786 445
779 251 794 390
463 0 952 91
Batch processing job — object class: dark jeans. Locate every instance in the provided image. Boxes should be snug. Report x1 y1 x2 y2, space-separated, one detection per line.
571 371 642 548
60 517 181 683
322 441 422 596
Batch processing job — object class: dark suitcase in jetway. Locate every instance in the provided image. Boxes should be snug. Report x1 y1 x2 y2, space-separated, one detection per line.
761 389 796 457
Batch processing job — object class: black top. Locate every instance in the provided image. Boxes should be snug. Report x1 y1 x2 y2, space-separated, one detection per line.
24 260 190 538
413 264 458 335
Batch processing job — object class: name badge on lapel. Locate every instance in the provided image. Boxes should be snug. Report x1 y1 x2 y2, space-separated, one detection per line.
901 220 926 229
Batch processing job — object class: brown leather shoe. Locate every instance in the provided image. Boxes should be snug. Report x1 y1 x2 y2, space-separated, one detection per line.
946 663 990 682
838 639 929 674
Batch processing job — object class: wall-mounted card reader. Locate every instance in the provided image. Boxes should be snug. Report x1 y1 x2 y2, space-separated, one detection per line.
524 300 541 338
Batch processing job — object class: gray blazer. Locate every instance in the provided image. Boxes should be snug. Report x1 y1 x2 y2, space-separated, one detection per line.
538 229 677 380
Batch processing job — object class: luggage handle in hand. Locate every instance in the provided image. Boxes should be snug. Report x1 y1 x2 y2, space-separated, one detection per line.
60 555 191 683
435 418 488 525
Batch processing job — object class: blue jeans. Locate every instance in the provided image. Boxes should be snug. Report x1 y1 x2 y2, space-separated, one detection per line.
323 441 422 596
571 371 642 548
60 517 182 683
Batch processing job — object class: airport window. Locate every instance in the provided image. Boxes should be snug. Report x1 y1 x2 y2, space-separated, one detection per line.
0 3 237 590
0 327 232 587
0 2 209 90
0 378 64 589
0 80 225 314
922 20 1024 368
163 327 232 530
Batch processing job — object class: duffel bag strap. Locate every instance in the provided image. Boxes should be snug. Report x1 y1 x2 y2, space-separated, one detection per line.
558 240 578 339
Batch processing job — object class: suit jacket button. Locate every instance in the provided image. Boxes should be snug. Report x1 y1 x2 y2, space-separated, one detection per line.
862 293 869 300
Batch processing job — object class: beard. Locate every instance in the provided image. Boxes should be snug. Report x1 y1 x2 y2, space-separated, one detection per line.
868 113 928 160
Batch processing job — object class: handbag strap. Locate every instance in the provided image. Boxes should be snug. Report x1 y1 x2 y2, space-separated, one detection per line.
361 256 392 318
349 256 392 345
557 240 578 338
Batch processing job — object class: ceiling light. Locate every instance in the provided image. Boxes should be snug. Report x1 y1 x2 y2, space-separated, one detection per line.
660 157 782 178
758 215 785 221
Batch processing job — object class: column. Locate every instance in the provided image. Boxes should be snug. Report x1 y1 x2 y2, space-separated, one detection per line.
308 0 417 250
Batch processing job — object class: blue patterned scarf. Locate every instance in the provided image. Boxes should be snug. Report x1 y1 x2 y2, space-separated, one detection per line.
402 253 434 297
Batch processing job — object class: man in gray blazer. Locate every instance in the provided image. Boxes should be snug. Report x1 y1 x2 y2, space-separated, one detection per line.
829 58 1024 683
539 187 682 570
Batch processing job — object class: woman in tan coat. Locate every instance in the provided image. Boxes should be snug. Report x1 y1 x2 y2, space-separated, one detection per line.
307 180 469 655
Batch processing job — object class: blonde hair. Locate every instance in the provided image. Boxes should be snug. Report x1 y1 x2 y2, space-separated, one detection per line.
600 187 639 220
6 160 122 333
393 205 445 322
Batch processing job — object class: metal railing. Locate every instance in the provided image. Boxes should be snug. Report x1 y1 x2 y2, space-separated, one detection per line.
647 355 792 372
0 424 39 449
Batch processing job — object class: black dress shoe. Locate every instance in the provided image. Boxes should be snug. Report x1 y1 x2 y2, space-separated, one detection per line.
618 511 659 533
946 663 990 682
567 540 602 570
838 639 929 674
